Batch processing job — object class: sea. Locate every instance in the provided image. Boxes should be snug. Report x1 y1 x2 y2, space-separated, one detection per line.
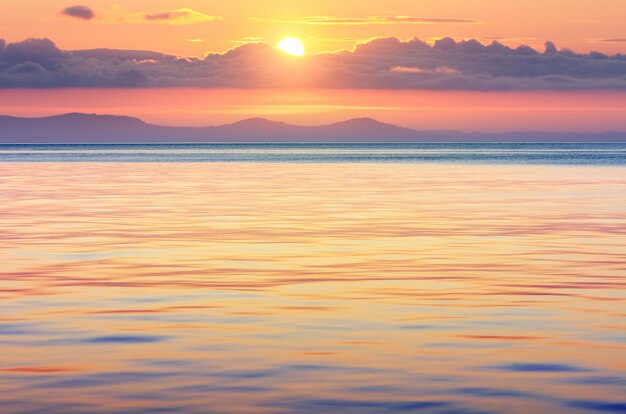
1 143 625 413
0 142 626 164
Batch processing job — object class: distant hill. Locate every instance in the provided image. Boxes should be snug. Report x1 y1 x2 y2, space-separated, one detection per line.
0 113 624 143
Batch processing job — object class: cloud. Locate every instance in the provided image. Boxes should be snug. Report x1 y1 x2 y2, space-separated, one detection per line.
142 8 220 25
1 38 69 70
0 36 625 90
61 5 95 20
597 38 626 43
64 6 221 25
250 15 481 25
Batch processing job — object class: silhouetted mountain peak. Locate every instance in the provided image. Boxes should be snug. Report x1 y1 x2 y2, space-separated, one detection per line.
54 113 145 124
332 117 389 127
226 118 288 128
324 117 417 136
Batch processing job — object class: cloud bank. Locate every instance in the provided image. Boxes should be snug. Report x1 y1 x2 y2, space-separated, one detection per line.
0 36 625 90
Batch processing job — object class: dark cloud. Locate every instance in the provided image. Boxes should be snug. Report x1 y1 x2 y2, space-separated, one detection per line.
0 36 625 90
61 5 95 20
544 41 558 54
1 38 69 70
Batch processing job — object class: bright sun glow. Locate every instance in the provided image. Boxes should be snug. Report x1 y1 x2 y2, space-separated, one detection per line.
277 38 305 56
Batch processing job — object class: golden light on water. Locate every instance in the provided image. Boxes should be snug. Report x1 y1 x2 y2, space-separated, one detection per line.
1 162 626 413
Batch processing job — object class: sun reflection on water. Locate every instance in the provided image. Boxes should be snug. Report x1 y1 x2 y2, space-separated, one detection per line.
1 162 625 413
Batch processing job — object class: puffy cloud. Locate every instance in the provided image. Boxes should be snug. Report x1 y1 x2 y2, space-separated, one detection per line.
1 38 69 70
61 5 95 20
544 41 558 54
0 36 625 90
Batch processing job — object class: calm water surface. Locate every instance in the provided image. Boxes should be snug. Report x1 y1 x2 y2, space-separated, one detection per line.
1 143 626 164
1 155 626 413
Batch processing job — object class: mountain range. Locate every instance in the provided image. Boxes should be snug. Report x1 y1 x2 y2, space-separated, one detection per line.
0 113 624 143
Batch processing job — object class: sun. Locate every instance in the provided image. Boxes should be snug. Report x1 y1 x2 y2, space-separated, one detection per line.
277 38 305 56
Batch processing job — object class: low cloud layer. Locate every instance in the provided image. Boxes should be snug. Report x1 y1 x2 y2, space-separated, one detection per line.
0 36 625 90
61 5 95 20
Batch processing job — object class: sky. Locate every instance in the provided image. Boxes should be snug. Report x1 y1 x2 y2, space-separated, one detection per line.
0 0 625 131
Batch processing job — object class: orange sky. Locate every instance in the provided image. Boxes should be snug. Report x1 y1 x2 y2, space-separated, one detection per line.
2 0 626 56
1 1 626 131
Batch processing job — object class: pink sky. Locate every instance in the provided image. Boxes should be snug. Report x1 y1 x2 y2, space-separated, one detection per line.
1 89 625 132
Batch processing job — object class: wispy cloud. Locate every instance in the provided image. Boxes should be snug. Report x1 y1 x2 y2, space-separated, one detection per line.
220 37 266 46
66 6 221 25
250 15 481 25
143 8 220 25
596 38 626 43
222 36 364 47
